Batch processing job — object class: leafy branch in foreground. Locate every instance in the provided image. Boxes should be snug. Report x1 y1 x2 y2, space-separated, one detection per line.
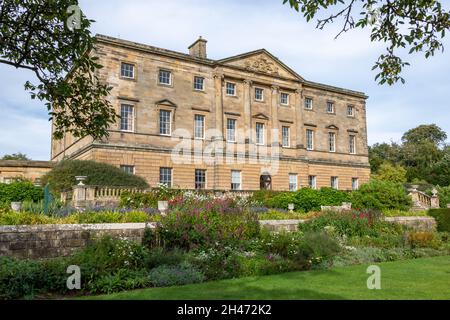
0 0 118 139
283 0 450 85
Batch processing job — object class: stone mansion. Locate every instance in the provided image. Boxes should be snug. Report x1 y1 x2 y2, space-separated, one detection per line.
51 34 371 191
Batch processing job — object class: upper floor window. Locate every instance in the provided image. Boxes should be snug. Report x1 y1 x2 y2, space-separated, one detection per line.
280 93 289 105
194 76 204 91
159 110 171 135
194 114 205 139
227 118 236 142
309 175 317 189
328 132 336 152
256 122 265 145
120 165 135 175
120 104 134 132
120 62 135 79
327 102 335 114
306 129 314 150
289 174 298 191
347 105 355 117
226 82 236 96
352 178 359 191
331 176 339 189
231 170 242 190
195 169 206 190
349 135 356 154
255 88 264 101
159 69 172 85
282 126 290 147
305 97 313 110
159 167 172 187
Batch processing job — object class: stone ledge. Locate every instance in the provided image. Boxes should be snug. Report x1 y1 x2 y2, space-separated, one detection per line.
0 222 155 233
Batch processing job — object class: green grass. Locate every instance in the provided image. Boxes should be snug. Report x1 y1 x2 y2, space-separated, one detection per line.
85 256 450 300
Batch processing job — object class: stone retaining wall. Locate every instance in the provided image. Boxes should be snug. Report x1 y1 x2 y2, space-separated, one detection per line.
384 216 436 232
0 223 156 259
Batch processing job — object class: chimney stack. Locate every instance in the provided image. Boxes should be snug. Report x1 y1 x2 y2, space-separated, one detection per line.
188 36 207 59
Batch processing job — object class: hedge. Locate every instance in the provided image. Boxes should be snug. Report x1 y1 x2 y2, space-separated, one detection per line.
428 209 450 232
0 182 43 206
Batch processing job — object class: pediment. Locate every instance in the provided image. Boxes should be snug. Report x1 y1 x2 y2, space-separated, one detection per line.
218 50 303 81
326 125 339 130
155 99 177 108
253 113 269 120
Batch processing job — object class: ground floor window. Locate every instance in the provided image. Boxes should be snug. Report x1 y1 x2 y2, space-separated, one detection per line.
231 170 241 190
352 177 359 190
289 174 298 191
159 167 172 187
195 169 206 190
120 165 135 175
308 175 317 189
331 176 339 189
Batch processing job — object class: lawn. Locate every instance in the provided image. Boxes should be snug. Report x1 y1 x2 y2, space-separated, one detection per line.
86 255 450 300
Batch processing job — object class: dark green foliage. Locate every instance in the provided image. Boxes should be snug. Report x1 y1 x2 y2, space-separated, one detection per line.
437 186 450 209
294 231 341 267
249 190 281 205
148 264 205 287
265 187 351 212
428 209 450 232
145 247 187 269
41 160 148 194
351 180 412 211
87 269 152 294
0 182 43 205
1 153 30 160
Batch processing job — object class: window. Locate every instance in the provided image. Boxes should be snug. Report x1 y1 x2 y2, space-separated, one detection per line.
347 105 355 117
159 69 172 85
120 62 134 79
280 93 289 105
289 174 298 191
120 104 134 132
159 167 172 187
305 97 313 110
226 82 236 96
282 126 290 147
255 88 264 101
194 76 204 91
331 176 339 189
194 114 205 139
352 178 359 191
159 110 171 135
256 122 265 145
227 119 236 142
231 170 241 190
327 102 335 113
328 132 336 152
309 175 317 189
120 165 135 175
349 135 356 154
306 129 314 150
195 169 206 190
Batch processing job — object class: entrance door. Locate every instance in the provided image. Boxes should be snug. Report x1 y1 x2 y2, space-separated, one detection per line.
260 174 272 190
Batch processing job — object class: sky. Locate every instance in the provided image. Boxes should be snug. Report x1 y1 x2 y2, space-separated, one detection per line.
1 0 449 160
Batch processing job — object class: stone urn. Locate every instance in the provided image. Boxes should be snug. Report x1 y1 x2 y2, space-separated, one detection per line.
158 201 169 215
11 202 22 212
288 203 295 213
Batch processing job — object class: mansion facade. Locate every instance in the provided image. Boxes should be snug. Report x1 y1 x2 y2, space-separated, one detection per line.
51 35 371 191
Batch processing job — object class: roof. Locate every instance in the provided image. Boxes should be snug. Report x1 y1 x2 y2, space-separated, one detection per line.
95 34 368 99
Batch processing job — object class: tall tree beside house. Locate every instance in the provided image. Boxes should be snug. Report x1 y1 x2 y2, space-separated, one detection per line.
284 0 450 85
1 153 30 161
0 0 117 140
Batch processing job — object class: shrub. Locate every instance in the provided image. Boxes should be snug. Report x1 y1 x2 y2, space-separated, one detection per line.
406 232 441 249
428 208 450 232
249 190 280 206
294 231 341 268
351 180 412 211
258 230 304 258
148 263 205 287
0 257 42 299
299 209 404 238
437 186 450 208
157 199 260 250
145 247 187 269
41 160 149 194
382 209 428 217
0 182 43 206
87 269 151 294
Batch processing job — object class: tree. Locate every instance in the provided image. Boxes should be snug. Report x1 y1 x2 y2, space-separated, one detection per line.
284 0 450 85
401 124 447 146
1 153 30 161
368 142 401 172
0 0 118 140
372 162 407 184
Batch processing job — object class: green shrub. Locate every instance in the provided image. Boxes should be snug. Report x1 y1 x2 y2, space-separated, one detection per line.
406 231 442 249
0 182 43 206
265 188 350 212
428 208 450 232
238 253 300 276
294 231 341 268
249 190 280 206
41 160 149 194
351 180 412 211
258 230 304 258
437 186 450 208
0 257 42 299
87 269 151 294
145 247 187 269
382 209 428 217
299 210 404 238
148 263 205 287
